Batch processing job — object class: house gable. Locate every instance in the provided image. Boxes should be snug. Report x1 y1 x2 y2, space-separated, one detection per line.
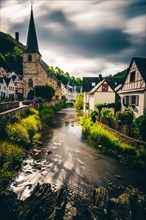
121 57 146 92
89 80 115 94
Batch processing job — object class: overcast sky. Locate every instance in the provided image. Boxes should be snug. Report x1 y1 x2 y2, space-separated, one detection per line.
1 0 146 77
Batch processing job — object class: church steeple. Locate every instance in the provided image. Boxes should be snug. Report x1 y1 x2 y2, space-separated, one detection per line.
25 6 40 54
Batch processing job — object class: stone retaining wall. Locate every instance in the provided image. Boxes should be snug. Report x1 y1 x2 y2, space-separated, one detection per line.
97 121 146 148
0 102 19 113
0 106 29 138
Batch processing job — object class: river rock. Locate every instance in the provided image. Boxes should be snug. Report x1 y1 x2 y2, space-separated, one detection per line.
0 184 146 220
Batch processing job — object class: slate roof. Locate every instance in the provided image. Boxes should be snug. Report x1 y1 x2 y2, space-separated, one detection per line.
89 80 104 94
24 7 41 55
39 60 58 81
89 79 117 94
82 77 102 92
133 57 146 82
4 77 11 86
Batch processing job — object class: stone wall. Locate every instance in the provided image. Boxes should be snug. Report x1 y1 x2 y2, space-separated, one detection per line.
0 106 29 138
97 121 146 148
0 102 19 113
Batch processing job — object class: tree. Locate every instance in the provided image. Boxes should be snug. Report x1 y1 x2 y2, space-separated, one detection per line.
74 94 83 110
35 85 55 101
28 85 55 101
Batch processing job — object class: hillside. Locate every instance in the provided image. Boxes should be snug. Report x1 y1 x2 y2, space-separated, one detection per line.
0 32 25 75
113 69 127 79
0 32 82 86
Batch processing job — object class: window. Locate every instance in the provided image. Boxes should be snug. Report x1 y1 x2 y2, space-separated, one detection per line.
123 96 129 105
28 79 33 88
102 83 108 92
130 71 135 82
28 54 32 62
91 82 96 87
123 95 139 106
130 96 139 106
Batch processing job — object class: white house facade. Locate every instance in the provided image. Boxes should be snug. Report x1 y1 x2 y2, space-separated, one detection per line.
89 80 116 113
119 57 146 118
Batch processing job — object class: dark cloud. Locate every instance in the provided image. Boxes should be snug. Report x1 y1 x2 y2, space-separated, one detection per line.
124 0 146 18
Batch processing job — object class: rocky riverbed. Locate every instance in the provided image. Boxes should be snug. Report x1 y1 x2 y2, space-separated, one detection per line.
0 183 146 220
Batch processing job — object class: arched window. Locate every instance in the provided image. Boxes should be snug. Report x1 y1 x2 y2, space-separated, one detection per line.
28 78 33 88
28 54 32 62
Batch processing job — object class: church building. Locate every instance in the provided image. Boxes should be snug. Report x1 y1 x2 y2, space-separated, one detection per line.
23 6 62 100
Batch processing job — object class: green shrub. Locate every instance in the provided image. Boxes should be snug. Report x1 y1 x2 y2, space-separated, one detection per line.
39 107 55 122
74 94 83 110
0 162 15 190
95 103 107 114
0 141 24 168
6 123 30 146
21 115 41 141
116 109 133 124
90 111 98 122
80 115 146 169
0 141 25 190
100 108 114 119
135 114 146 141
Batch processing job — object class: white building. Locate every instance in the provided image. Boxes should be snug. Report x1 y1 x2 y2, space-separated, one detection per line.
0 67 16 100
89 79 116 113
119 57 146 118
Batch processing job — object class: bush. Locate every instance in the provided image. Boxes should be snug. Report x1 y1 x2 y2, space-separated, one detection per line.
39 107 55 122
95 103 107 114
135 114 146 141
116 109 133 124
74 94 83 110
100 108 114 119
80 115 146 169
0 141 24 168
21 115 41 141
90 111 98 122
0 141 25 190
6 123 30 146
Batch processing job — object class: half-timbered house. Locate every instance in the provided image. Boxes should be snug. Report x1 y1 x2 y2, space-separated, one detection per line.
119 57 146 118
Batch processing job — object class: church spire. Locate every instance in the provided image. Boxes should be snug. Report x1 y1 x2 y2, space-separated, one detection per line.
25 6 41 54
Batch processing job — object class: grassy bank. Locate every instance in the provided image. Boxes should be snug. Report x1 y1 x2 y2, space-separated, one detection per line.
80 115 146 170
0 103 71 190
0 108 42 190
39 103 72 123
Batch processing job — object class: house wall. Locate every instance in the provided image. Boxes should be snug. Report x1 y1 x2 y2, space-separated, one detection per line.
122 61 145 91
144 91 146 115
121 92 145 118
89 94 95 112
89 90 115 113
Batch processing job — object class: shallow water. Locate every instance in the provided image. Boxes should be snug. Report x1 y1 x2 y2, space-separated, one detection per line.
10 107 146 200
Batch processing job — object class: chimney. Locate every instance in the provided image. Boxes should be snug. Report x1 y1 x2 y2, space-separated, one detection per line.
15 32 19 42
99 74 102 80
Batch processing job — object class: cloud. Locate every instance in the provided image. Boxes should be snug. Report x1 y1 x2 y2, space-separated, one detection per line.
1 0 146 77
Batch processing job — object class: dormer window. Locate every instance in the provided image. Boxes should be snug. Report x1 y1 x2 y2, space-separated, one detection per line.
91 82 96 87
28 54 32 62
130 71 135 82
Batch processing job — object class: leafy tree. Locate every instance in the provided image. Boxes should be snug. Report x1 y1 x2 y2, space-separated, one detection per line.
74 94 83 110
35 85 55 101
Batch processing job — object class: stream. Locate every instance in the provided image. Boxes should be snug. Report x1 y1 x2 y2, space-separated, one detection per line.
10 107 146 200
